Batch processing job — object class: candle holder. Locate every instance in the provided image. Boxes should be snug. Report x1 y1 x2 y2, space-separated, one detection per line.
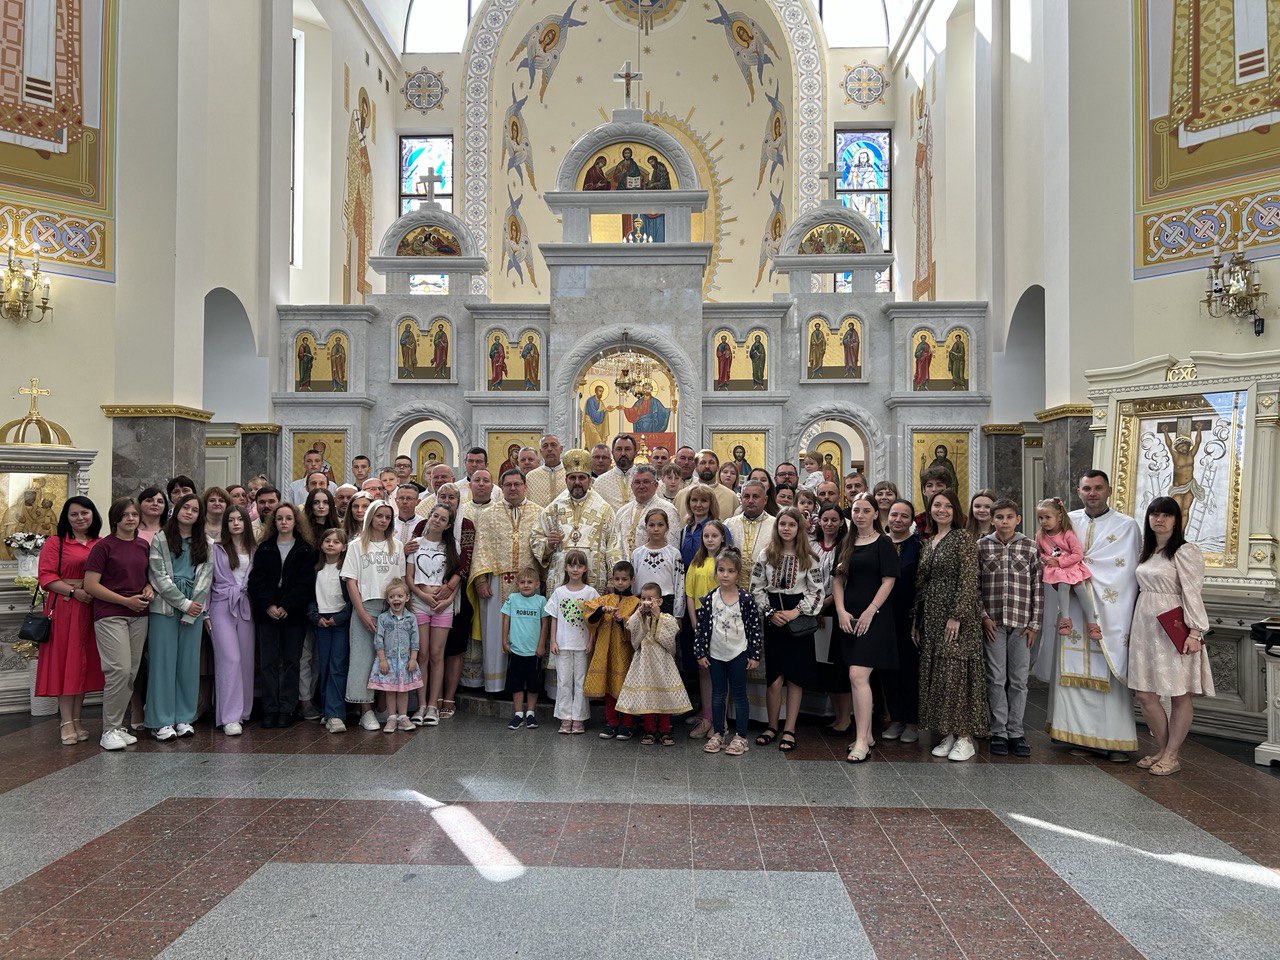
1 240 53 324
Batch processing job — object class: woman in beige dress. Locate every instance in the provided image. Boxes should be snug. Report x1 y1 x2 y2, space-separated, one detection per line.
1128 496 1214 777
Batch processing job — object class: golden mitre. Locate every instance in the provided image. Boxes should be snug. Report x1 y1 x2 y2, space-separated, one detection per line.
562 448 591 475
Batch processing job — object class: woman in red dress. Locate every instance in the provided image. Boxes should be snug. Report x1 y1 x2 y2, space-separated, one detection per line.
36 496 106 745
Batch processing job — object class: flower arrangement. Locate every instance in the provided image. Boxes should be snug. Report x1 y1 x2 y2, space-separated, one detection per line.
4 532 46 554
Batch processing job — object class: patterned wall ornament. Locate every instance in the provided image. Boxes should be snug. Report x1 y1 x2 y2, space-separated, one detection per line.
401 67 448 114
1139 190 1280 276
460 0 825 295
843 60 888 109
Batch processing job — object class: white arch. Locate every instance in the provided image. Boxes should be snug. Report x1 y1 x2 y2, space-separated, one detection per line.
375 402 471 466
784 402 888 481
460 0 828 293
547 323 701 449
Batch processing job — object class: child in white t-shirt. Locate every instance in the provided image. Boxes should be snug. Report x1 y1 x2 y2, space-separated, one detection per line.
544 549 599 734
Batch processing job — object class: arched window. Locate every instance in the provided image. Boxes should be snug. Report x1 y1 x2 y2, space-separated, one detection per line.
819 0 910 49
404 0 472 54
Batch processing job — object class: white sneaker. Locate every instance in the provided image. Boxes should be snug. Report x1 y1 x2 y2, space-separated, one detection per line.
175 723 195 737
930 734 956 757
947 737 976 762
100 728 128 751
881 721 905 741
223 722 242 737
324 717 347 733
153 725 177 741
359 710 380 731
117 728 138 745
383 715 398 734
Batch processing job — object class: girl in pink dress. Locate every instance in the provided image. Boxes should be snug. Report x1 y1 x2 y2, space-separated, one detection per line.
1036 498 1101 640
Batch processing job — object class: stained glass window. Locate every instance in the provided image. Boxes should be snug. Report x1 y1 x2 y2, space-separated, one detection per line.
833 129 891 293
399 135 453 215
400 135 455 294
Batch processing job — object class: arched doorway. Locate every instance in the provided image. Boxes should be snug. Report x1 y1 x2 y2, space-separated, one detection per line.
389 417 461 485
575 345 679 458
797 419 869 484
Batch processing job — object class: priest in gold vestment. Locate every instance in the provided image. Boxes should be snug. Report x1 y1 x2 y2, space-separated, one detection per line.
531 449 622 594
471 468 540 693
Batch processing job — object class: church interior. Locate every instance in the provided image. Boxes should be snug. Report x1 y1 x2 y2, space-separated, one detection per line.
2 1 1280 958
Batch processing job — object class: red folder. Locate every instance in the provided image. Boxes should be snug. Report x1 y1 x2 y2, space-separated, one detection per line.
1157 606 1190 654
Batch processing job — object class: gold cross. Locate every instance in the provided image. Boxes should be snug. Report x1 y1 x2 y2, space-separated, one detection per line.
19 378 50 416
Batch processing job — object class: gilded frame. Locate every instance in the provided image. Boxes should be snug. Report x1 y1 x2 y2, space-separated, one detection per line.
1112 390 1247 568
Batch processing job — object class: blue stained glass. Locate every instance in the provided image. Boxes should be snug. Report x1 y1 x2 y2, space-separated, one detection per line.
835 131 889 191
400 136 453 197
401 197 453 216
839 193 889 251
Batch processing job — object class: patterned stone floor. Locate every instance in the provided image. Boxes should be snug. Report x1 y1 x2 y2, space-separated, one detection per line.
0 695 1277 960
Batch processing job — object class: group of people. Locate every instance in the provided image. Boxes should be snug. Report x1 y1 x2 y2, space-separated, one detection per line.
32 432 1213 774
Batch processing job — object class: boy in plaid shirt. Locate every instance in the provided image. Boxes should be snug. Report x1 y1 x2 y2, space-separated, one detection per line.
978 498 1043 757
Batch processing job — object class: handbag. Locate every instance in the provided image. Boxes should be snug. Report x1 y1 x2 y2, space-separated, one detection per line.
18 538 60 644
786 614 820 638
1157 606 1191 654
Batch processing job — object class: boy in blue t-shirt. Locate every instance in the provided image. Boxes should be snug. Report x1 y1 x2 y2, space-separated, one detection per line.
501 567 549 730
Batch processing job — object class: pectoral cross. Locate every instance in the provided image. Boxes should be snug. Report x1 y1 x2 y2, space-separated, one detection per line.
818 162 841 201
614 60 643 109
416 170 443 204
19 378 49 416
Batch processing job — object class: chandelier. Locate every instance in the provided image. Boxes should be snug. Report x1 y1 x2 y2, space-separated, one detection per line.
593 334 657 401
2 240 52 324
1203 243 1267 337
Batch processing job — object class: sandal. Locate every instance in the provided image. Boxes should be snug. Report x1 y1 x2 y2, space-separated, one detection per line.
73 720 89 742
1136 754 1161 769
439 700 456 720
755 727 778 746
660 733 675 746
640 733 656 745
822 722 851 737
558 722 572 735
778 731 797 753
724 735 749 756
846 742 871 764
59 721 78 746
1149 758 1181 776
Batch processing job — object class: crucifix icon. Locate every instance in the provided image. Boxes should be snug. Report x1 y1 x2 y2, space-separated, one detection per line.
19 378 50 416
818 162 841 201
614 60 643 109
416 170 443 203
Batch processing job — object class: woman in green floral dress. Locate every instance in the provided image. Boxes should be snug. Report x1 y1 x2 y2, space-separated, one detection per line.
914 489 987 762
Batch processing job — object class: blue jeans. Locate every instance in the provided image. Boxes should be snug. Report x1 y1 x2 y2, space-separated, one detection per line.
709 651 749 737
312 622 350 720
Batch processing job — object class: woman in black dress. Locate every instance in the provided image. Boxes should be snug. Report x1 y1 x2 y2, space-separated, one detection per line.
882 499 922 744
832 493 898 763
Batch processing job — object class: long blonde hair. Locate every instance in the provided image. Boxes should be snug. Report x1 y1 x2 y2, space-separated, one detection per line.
359 500 403 560
764 507 817 572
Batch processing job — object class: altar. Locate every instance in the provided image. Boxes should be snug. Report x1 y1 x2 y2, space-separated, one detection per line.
272 107 991 502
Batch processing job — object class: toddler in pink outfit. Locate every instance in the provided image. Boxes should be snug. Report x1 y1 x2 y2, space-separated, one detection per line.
1036 498 1101 640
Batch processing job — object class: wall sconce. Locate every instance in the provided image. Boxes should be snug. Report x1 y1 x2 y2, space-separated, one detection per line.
1 240 52 324
1202 242 1267 337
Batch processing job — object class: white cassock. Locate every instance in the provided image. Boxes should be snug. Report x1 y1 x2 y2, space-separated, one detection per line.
524 464 566 507
615 496 679 555
592 466 635 513
1035 508 1141 753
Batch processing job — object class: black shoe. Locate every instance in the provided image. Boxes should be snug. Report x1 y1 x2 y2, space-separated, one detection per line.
278 713 296 729
523 715 539 730
1010 737 1031 757
261 714 279 729
989 736 1009 756
598 725 618 740
507 714 524 731
822 722 852 738
615 726 633 741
